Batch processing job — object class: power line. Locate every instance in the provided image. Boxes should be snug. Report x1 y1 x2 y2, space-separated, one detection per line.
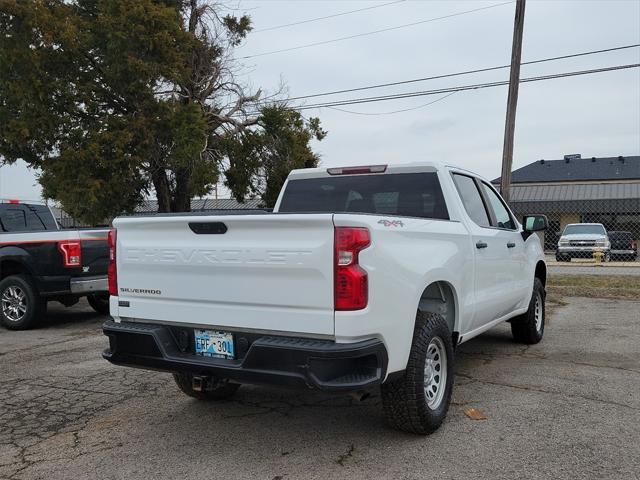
282 44 640 102
253 0 406 33
326 91 458 116
290 63 640 111
240 1 514 59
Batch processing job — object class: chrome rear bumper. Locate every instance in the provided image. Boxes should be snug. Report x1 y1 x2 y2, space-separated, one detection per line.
70 276 108 294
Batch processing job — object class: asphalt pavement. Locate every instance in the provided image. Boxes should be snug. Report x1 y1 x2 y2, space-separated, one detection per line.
1 297 639 480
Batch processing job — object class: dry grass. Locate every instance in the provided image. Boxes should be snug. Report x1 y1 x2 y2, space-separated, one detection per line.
547 274 640 302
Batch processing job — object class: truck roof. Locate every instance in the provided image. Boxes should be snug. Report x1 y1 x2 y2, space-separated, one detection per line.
288 161 485 180
0 198 47 205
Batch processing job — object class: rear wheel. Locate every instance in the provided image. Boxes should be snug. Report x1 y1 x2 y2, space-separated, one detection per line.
173 372 240 400
87 293 110 315
381 311 454 435
0 275 46 330
511 277 545 344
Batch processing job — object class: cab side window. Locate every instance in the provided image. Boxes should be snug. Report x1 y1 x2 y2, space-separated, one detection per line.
481 183 516 230
452 174 490 227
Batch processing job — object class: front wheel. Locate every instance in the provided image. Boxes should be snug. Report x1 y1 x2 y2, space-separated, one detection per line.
87 293 110 315
510 277 545 344
173 373 240 400
381 311 454 435
0 275 46 330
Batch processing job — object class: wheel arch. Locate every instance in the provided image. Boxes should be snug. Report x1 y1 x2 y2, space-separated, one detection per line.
535 260 547 287
417 280 458 342
0 256 35 280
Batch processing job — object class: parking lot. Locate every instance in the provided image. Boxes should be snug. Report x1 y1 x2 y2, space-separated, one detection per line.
1 287 639 480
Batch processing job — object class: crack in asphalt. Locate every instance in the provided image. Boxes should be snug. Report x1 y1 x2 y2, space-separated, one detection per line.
458 350 640 375
335 444 355 466
456 372 638 411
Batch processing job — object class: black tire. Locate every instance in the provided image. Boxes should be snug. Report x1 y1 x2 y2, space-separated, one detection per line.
173 372 240 400
87 293 110 315
381 311 454 435
0 275 46 330
510 277 545 344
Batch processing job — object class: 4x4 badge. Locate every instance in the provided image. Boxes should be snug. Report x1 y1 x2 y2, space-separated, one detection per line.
378 219 404 227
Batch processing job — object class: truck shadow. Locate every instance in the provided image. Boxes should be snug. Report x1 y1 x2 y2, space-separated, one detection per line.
147 325 523 447
38 298 106 329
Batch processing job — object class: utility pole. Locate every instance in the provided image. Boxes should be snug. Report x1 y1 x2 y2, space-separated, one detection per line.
499 0 526 204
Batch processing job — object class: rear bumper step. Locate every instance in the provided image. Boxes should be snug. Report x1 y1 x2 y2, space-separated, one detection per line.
102 320 388 392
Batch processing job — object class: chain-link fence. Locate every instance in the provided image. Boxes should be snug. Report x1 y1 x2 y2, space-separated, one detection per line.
509 184 640 263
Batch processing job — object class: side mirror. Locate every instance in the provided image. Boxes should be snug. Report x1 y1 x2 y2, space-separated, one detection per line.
523 215 548 232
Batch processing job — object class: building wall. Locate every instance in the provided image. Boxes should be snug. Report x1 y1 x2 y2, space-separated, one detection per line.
559 213 581 230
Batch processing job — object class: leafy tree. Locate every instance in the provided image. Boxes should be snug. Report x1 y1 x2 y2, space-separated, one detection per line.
224 105 327 208
1 0 316 223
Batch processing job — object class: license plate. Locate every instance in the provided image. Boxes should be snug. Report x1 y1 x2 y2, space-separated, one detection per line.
194 329 235 359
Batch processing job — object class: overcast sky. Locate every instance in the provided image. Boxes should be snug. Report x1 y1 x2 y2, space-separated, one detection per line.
1 0 639 201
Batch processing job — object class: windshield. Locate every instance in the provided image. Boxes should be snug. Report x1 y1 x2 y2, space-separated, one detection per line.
562 224 606 236
278 172 449 220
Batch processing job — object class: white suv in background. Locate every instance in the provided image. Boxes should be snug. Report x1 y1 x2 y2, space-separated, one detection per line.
556 223 610 262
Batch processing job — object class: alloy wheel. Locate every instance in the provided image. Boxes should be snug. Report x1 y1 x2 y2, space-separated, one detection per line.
1 286 28 323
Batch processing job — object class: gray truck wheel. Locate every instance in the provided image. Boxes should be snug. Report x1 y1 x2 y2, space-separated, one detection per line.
87 293 110 315
0 275 46 330
173 373 240 400
381 311 454 435
510 277 545 344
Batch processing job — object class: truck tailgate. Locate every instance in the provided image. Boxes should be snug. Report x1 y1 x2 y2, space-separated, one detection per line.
112 214 336 336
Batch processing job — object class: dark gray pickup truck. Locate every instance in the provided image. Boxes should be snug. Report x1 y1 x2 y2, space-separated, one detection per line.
0 199 110 329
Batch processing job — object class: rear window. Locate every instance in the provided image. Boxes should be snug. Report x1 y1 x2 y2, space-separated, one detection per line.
0 204 58 232
278 172 449 220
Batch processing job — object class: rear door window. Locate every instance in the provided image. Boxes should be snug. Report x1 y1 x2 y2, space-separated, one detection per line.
451 174 490 227
25 204 57 230
279 172 449 220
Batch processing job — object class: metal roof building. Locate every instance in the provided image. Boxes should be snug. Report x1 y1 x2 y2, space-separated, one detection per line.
494 154 640 249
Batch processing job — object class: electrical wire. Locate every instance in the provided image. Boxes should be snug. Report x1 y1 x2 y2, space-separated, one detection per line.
325 91 458 115
289 63 640 111
253 0 406 33
279 44 640 103
240 1 514 59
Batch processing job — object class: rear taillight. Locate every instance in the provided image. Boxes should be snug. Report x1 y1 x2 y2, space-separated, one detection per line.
108 229 117 296
334 227 370 311
58 241 82 267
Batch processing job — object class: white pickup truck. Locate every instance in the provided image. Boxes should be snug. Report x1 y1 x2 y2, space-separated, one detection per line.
103 162 548 434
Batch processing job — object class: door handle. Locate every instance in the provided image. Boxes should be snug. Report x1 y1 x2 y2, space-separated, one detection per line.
507 242 516 248
476 241 488 249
